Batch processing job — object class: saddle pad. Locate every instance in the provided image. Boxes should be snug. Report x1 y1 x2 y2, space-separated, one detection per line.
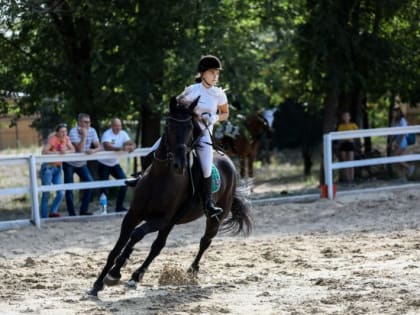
211 164 221 193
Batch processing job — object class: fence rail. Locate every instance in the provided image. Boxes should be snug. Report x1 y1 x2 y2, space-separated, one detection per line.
2 125 420 230
0 148 153 230
323 125 420 199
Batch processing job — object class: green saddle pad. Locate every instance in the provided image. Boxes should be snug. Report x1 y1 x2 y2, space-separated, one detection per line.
211 164 221 193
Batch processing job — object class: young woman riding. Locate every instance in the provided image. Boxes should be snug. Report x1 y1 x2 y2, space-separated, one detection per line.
126 55 229 220
177 55 229 220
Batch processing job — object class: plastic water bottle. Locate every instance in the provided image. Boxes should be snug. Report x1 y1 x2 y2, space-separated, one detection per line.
99 193 107 214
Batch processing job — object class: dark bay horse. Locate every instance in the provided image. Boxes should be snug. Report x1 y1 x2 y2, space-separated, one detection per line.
217 113 271 179
88 97 252 297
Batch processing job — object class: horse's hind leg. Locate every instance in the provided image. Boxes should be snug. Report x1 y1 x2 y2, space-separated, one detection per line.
248 155 254 178
188 220 220 275
107 220 161 283
126 225 174 288
239 156 246 178
247 155 255 192
88 211 140 296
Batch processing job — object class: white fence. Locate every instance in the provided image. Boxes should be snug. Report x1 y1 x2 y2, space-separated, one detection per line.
0 148 153 230
2 125 419 230
323 125 420 199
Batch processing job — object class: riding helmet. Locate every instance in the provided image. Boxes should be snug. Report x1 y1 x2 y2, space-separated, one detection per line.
197 55 223 73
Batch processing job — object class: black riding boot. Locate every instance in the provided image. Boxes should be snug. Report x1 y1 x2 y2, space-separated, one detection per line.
202 176 223 220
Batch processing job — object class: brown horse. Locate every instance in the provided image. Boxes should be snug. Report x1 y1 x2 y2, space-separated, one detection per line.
88 97 252 297
217 113 271 180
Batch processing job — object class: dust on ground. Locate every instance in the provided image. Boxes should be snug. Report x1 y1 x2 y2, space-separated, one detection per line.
1 188 420 314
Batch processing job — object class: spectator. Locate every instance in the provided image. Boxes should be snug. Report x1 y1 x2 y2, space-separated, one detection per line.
337 111 358 183
388 106 415 181
260 108 276 164
40 123 75 218
98 118 136 212
63 113 101 216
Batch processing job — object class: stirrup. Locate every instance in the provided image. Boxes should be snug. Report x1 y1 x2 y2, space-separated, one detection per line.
206 204 223 221
125 177 139 187
125 171 143 187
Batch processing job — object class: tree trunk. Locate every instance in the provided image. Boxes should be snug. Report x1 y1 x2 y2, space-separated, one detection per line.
49 2 95 127
140 103 161 170
302 145 313 176
320 88 338 185
361 95 371 154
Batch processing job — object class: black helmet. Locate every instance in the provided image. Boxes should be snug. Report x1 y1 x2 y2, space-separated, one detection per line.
197 55 223 73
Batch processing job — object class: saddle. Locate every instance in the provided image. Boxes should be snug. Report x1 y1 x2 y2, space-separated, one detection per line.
188 151 221 196
214 121 241 139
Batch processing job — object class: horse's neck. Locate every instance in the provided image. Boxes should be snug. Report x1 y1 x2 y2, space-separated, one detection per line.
247 116 266 139
154 146 168 161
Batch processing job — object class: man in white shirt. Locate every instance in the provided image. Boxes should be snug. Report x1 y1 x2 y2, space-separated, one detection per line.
98 118 136 212
64 113 101 216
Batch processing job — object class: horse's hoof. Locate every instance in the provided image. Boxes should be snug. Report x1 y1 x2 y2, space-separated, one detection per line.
135 271 145 283
104 274 120 286
86 287 99 298
125 279 137 289
187 266 199 276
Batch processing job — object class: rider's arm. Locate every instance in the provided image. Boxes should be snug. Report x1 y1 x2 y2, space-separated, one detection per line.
218 103 229 122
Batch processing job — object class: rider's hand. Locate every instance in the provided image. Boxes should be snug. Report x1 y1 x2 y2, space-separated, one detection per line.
201 112 211 123
209 114 219 125
201 113 219 125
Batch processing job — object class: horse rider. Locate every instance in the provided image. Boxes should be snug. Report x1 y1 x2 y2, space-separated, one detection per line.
126 55 229 220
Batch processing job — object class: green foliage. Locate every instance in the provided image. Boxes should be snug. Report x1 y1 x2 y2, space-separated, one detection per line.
295 0 419 126
0 0 418 140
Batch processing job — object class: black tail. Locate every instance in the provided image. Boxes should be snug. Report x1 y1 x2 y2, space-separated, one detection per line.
221 191 252 235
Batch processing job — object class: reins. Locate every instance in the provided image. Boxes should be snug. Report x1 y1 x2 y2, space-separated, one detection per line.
202 123 225 156
154 111 225 164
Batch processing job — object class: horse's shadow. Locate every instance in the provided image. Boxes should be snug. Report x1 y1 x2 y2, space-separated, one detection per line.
92 283 230 313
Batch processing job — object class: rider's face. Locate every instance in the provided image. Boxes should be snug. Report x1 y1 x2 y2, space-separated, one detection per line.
201 69 220 87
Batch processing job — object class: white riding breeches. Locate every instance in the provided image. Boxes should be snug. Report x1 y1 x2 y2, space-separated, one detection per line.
196 130 213 178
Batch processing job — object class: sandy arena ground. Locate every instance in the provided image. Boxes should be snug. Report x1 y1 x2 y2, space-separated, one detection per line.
0 188 420 315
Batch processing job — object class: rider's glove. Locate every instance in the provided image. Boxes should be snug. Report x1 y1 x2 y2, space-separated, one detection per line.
201 112 219 125
201 112 211 124
209 114 219 125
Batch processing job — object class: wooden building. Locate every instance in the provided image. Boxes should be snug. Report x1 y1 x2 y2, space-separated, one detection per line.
0 115 41 150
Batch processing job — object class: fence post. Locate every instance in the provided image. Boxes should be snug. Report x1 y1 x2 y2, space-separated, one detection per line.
323 133 334 199
29 155 41 228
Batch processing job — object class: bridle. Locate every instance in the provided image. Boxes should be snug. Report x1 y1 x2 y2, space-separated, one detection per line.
154 113 200 162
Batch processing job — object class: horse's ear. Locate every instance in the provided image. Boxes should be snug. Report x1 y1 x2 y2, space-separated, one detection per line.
170 97 178 112
189 96 200 111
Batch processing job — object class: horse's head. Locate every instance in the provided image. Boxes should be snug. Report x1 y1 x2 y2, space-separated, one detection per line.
248 113 272 140
163 96 200 174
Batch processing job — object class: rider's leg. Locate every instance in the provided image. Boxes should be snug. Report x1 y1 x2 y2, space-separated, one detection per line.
197 132 223 220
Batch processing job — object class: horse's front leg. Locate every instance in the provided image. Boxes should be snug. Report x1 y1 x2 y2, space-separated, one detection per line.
106 220 161 284
88 211 140 297
188 219 221 275
126 225 174 288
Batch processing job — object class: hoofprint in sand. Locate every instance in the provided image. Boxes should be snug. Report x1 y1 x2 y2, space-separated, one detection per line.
0 189 419 315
